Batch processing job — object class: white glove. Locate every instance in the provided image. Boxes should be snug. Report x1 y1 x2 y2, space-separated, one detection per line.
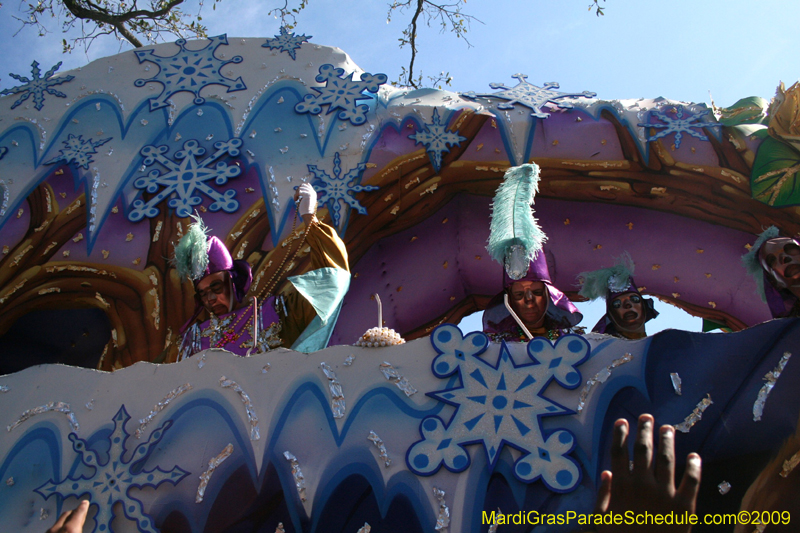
297 182 317 217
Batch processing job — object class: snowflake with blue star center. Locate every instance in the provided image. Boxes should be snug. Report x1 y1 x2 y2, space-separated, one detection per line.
134 34 246 111
462 74 595 119
307 152 378 228
406 325 589 491
128 138 243 222
638 105 721 149
44 134 112 170
295 64 388 126
0 61 74 111
408 108 467 172
35 406 189 533
262 26 311 60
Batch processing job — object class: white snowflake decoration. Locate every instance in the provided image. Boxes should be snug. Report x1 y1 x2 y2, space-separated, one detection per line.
44 134 112 170
408 108 467 172
406 325 589 491
35 406 189 533
128 138 243 222
295 64 388 126
134 34 246 111
0 61 74 111
307 151 378 228
262 27 311 60
462 74 596 119
638 105 721 149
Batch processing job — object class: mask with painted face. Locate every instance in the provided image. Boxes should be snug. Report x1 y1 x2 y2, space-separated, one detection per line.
759 237 800 289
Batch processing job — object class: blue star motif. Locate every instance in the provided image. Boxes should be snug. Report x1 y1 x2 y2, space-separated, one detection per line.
44 134 112 170
295 64 388 126
307 152 378 228
0 61 74 111
638 105 721 149
407 325 589 491
134 34 246 111
128 138 243 222
35 406 189 533
262 26 311 60
408 108 467 172
462 73 595 119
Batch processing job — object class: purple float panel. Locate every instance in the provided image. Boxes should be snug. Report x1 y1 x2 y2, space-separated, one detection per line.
332 194 768 344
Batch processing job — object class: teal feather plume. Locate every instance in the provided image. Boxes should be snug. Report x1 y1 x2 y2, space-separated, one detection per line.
742 225 780 302
487 163 546 267
173 215 210 282
578 252 635 300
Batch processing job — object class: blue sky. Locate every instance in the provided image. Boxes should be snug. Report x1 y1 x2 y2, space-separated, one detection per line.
1 0 797 333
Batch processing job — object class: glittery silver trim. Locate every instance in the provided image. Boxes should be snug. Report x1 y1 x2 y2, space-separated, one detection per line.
220 376 260 440
670 372 682 395
753 351 791 421
275 523 286 533
379 362 417 396
0 180 9 217
198 353 206 369
0 385 8 393
196 443 233 503
433 486 450 532
135 383 192 438
577 353 633 412
5 477 13 486
40 508 49 520
85 399 94 411
780 450 800 478
487 508 502 533
367 431 391 467
283 451 307 502
675 394 713 433
717 481 731 494
320 362 346 419
7 401 78 432
344 354 355 366
262 363 271 374
356 523 371 533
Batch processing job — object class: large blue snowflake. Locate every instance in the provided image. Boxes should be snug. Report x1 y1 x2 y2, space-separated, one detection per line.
295 64 388 126
134 34 246 111
638 105 721 149
35 406 189 533
307 152 378 228
408 108 467 172
462 74 595 119
44 134 112 170
128 138 243 222
0 61 74 111
262 26 311 60
406 325 589 491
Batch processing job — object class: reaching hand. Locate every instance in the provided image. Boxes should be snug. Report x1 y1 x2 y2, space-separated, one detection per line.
46 500 89 533
595 414 702 532
295 182 318 218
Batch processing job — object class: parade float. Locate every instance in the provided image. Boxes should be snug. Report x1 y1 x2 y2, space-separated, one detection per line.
1 30 799 532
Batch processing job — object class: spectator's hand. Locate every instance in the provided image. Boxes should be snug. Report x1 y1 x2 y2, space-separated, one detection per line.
46 500 89 533
295 183 318 224
595 414 701 532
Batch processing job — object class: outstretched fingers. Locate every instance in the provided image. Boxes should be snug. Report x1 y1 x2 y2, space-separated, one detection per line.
655 425 677 493
633 414 655 474
595 470 613 514
677 453 702 510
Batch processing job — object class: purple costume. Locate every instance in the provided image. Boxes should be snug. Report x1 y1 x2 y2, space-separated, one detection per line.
483 250 582 342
